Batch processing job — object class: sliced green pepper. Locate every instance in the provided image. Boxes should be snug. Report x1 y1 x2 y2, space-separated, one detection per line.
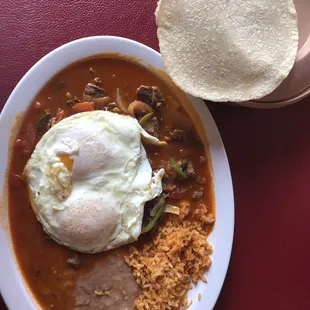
142 205 165 233
170 157 188 179
139 112 154 126
142 196 166 234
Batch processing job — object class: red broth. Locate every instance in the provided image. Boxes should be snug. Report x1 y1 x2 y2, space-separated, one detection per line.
8 56 214 309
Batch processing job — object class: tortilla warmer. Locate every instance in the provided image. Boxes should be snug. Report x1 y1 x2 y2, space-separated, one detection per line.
0 1 310 310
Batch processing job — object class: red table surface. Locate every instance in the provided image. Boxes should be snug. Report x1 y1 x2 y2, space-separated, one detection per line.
1 1 310 310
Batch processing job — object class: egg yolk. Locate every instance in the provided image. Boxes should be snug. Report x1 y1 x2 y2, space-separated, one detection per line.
58 154 74 171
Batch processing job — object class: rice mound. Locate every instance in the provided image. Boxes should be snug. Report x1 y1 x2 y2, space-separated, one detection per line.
125 216 213 309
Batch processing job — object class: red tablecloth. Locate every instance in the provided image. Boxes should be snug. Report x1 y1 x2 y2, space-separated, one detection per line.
1 1 310 309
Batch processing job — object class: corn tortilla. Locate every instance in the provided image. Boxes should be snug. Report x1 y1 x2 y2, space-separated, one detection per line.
156 0 299 102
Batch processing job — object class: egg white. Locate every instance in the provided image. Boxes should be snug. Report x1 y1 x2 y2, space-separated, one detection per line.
24 111 165 253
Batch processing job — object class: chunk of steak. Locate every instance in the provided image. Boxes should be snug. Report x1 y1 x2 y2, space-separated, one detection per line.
83 83 106 98
137 85 165 108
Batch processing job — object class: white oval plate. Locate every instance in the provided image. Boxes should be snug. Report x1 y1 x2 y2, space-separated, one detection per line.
0 36 234 310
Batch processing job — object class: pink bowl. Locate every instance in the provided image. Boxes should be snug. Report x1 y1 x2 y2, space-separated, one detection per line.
237 0 310 109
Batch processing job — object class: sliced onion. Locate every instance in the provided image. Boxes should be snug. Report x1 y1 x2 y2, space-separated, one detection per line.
139 112 154 126
164 204 180 215
115 88 129 114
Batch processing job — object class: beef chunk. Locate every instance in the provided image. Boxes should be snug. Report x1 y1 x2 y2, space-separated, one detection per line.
136 85 165 108
186 161 195 177
193 191 203 200
169 129 185 141
83 83 106 98
104 102 117 111
82 83 112 110
66 96 81 107
67 253 81 269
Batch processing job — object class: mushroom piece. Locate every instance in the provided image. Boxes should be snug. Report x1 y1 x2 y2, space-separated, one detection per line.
128 100 153 118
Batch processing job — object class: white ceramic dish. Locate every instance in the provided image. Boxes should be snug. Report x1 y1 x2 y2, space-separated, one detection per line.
0 36 234 310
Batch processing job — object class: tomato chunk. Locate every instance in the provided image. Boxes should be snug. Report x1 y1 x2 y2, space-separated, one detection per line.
72 102 94 112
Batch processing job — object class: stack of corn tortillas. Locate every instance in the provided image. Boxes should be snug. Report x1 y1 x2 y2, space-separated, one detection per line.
156 0 299 102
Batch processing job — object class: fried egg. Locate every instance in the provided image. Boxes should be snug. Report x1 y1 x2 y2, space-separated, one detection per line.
24 111 165 253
